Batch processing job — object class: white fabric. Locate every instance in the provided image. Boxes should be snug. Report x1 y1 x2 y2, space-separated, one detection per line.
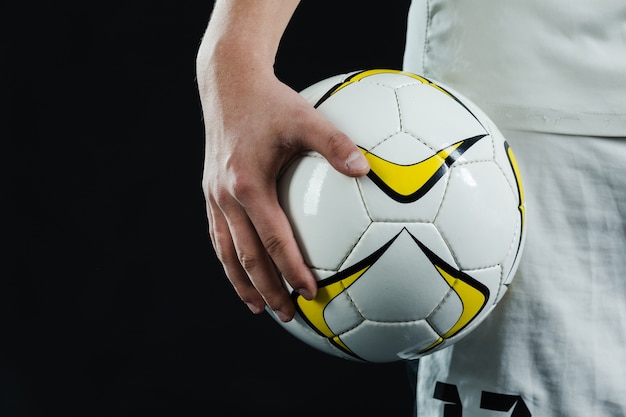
411 130 626 416
403 0 626 136
403 1 626 415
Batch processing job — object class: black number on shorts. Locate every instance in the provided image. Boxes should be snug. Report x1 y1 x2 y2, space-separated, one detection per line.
480 391 531 417
433 382 462 417
433 382 532 416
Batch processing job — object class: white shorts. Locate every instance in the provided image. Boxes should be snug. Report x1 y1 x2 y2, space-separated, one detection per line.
411 129 626 416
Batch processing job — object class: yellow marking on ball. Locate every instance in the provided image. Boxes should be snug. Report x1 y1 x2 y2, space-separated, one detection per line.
330 69 453 98
295 265 370 340
360 142 465 197
437 266 487 338
506 143 526 228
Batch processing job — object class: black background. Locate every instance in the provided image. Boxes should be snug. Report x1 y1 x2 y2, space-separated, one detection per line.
5 1 414 415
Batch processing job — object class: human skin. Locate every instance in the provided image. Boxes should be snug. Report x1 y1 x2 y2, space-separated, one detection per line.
196 0 370 322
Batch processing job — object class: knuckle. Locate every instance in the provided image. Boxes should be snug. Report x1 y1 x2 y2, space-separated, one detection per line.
238 250 259 272
213 185 234 208
230 176 256 205
325 131 351 154
262 233 287 259
201 174 212 196
207 223 232 264
211 241 230 265
213 243 237 270
204 165 259 208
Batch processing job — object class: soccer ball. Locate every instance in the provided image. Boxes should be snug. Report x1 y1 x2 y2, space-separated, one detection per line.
271 69 526 363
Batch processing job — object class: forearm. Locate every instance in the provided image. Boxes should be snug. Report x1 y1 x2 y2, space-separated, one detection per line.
197 0 301 93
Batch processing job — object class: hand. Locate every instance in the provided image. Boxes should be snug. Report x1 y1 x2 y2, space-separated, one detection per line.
197 61 369 322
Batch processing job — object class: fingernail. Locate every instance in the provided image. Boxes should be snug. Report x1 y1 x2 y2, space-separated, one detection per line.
246 302 264 314
346 150 369 173
297 288 314 300
274 309 292 323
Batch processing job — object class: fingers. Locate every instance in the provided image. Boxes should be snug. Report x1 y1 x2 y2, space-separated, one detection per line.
202 83 369 323
206 199 266 315
208 188 316 322
302 113 370 177
242 191 318 301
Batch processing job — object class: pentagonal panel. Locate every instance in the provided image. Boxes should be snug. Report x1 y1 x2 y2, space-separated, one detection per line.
359 132 450 222
398 83 487 151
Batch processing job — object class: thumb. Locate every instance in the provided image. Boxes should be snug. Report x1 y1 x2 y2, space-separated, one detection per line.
308 121 370 177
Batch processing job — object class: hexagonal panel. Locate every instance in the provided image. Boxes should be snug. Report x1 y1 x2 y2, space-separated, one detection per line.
278 153 371 271
435 161 519 270
398 83 487 151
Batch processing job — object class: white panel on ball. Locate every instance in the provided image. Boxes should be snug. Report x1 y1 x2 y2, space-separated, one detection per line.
278 153 370 271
